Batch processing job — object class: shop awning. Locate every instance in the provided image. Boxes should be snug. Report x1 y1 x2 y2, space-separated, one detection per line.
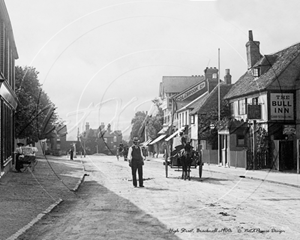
140 139 152 147
149 135 166 145
165 127 185 142
158 126 170 134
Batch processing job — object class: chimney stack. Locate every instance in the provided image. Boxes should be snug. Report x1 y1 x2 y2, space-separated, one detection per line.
85 122 90 131
246 30 261 69
205 67 219 92
224 69 232 84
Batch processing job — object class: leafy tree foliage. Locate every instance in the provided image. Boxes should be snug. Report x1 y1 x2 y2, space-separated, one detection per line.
129 100 164 143
147 108 163 140
130 111 147 141
15 66 58 141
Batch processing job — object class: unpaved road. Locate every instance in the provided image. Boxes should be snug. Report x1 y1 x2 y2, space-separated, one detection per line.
18 155 300 240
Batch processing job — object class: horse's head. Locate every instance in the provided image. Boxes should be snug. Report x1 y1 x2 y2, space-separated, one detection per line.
184 142 193 153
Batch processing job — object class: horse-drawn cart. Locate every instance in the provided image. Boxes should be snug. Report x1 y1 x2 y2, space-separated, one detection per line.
164 144 203 180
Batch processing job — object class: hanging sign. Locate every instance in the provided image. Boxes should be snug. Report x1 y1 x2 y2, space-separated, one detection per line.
248 105 261 119
270 93 294 120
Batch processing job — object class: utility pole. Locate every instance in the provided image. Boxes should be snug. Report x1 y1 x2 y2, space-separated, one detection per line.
218 48 221 166
253 120 257 169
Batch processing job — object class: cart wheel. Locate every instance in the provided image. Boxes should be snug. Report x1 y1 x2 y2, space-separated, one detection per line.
165 149 168 178
199 163 203 178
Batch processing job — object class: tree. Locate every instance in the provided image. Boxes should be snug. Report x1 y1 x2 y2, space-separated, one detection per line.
130 111 147 142
15 66 58 141
146 108 163 139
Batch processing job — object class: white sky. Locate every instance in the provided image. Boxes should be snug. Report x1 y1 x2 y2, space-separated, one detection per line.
5 0 300 140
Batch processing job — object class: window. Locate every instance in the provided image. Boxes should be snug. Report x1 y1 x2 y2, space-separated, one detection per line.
253 68 260 77
212 73 217 79
238 99 247 115
252 97 258 105
236 135 245 147
190 115 195 124
230 102 234 116
2 101 13 165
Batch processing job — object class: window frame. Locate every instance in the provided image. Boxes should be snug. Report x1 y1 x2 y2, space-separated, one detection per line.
236 134 246 147
238 98 247 115
253 68 260 77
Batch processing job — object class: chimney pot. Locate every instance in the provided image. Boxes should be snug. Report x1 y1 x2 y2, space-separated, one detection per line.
224 69 232 85
246 30 261 69
249 30 253 41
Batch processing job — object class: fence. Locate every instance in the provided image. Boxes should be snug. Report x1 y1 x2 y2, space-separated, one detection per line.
246 150 269 170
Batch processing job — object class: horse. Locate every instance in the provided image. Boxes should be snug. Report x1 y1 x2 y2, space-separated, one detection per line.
178 142 195 180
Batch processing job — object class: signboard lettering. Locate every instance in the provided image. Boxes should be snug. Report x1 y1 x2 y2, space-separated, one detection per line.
176 82 206 101
270 93 294 120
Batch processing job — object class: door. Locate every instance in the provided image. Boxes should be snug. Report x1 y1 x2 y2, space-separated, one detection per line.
279 140 294 171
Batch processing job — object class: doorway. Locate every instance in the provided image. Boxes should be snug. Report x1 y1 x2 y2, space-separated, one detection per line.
279 140 294 171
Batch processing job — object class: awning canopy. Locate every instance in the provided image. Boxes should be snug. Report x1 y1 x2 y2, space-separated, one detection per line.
149 135 166 145
158 126 170 134
140 139 152 147
165 126 185 142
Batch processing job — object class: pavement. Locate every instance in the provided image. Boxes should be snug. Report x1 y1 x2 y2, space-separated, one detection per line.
1 153 300 240
147 154 300 188
0 155 86 240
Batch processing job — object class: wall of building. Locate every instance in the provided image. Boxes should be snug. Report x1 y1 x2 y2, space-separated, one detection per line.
0 2 18 175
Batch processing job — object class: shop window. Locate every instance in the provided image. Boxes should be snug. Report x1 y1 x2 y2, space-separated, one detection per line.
236 135 246 147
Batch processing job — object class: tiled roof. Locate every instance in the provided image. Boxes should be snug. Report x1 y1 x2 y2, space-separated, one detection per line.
161 76 204 93
192 83 233 115
225 42 300 100
176 92 209 112
187 93 210 115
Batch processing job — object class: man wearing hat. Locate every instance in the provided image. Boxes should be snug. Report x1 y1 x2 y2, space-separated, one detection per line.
15 142 24 172
128 137 146 188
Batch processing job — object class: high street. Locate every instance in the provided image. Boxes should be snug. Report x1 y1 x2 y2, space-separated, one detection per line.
15 155 300 240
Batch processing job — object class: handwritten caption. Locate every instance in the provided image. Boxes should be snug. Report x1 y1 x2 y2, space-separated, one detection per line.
169 228 285 234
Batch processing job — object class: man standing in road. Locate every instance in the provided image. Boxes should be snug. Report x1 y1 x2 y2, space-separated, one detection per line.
128 137 145 188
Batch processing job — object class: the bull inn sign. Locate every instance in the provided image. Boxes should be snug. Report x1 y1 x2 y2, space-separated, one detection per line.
270 93 294 120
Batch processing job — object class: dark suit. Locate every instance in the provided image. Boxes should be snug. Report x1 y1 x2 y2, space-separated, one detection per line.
129 145 144 187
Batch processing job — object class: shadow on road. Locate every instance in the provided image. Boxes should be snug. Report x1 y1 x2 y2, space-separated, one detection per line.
19 180 182 240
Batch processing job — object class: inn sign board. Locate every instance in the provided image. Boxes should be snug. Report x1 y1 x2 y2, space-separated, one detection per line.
270 93 294 120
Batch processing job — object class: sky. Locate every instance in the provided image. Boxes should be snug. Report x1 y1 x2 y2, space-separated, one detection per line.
5 0 300 140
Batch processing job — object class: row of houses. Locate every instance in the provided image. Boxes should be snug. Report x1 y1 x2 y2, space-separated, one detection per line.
152 30 300 173
77 122 123 155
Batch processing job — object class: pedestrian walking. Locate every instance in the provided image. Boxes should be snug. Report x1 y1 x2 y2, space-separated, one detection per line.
128 137 145 188
69 144 74 160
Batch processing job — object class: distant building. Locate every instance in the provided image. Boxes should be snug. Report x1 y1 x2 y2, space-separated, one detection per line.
0 0 19 176
157 68 221 152
78 122 123 155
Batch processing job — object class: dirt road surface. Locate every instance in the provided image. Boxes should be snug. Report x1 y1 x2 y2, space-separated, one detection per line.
18 155 300 240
